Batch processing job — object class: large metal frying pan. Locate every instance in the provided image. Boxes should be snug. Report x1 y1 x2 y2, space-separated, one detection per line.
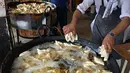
0 36 121 73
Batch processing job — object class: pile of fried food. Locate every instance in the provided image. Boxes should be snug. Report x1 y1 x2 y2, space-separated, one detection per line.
19 0 42 2
12 41 112 73
11 2 55 14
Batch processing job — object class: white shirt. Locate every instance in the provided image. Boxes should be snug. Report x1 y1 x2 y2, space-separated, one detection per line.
77 0 130 42
0 0 6 17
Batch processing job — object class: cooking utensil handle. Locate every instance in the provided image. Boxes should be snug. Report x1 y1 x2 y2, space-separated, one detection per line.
44 6 52 14
37 24 49 38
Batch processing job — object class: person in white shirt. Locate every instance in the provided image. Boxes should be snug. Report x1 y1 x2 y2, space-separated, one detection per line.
63 0 130 59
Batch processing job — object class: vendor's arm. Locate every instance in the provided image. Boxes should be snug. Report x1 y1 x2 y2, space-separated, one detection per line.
103 17 130 53
102 0 130 53
112 0 130 36
63 0 94 35
112 17 130 36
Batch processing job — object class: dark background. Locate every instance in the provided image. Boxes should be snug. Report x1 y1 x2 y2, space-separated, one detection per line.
0 17 10 65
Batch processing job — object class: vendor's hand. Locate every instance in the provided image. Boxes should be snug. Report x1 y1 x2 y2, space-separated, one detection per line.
102 34 115 54
62 23 76 35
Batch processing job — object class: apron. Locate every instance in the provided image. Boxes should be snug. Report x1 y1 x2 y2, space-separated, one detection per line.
92 0 124 59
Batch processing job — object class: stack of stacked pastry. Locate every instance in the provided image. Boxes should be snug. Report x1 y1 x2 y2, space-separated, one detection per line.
65 32 78 42
12 3 47 14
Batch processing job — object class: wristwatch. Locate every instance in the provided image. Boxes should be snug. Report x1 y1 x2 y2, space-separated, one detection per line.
108 31 116 38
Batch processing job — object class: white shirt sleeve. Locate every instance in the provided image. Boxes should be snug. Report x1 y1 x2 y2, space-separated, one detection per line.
120 0 130 19
77 0 94 14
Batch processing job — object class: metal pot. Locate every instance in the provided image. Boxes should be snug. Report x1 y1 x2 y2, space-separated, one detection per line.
0 36 121 73
8 1 56 30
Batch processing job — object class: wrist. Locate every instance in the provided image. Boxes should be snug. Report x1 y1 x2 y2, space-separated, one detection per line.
108 31 116 38
70 22 76 27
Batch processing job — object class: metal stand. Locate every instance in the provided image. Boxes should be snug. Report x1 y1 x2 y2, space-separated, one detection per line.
6 13 15 49
5 1 57 48
16 29 21 44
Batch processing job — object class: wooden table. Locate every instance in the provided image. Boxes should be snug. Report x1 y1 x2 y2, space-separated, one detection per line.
114 43 130 73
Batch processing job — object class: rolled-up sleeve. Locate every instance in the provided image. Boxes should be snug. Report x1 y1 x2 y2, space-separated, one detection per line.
77 0 94 14
120 0 130 19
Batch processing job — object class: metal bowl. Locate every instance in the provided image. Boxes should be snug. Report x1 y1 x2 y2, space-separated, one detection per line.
8 1 56 30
